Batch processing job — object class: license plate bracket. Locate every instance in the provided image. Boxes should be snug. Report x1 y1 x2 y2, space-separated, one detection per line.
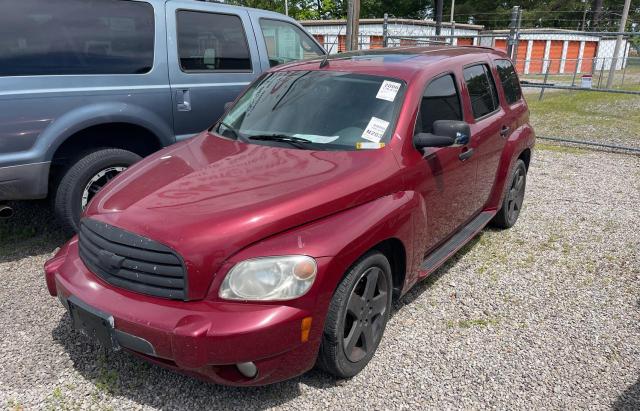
66 296 119 351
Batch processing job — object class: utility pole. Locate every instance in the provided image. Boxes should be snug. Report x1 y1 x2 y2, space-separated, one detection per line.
581 0 588 30
435 0 443 36
346 0 360 51
507 6 520 59
606 0 631 88
450 0 455 23
284 0 289 16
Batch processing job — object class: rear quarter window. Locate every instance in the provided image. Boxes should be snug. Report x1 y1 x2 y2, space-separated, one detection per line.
495 59 523 105
0 0 154 76
463 64 500 119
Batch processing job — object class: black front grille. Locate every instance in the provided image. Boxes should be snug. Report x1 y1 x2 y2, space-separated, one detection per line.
78 218 187 300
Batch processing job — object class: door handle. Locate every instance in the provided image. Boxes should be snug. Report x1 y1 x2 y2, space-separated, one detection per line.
458 148 474 161
500 126 511 137
176 89 191 112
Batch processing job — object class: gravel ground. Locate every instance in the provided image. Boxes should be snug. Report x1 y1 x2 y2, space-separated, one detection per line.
1 147 639 410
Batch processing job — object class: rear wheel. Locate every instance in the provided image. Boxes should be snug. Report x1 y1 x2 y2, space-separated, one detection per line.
491 159 527 229
53 148 141 235
317 251 392 378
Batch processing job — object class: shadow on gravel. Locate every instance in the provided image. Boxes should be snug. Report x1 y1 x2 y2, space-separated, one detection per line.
393 232 483 313
0 201 67 263
614 377 640 411
49 228 486 407
611 299 640 410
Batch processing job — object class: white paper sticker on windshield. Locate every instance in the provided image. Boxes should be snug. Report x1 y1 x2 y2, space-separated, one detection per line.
362 117 390 143
376 80 401 102
293 134 339 144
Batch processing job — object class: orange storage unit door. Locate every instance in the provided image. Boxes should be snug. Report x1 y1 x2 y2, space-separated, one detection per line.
494 39 507 53
548 40 563 73
370 35 384 49
313 35 325 48
581 41 598 73
457 37 473 46
338 35 346 52
564 41 580 73
528 40 546 73
514 40 528 73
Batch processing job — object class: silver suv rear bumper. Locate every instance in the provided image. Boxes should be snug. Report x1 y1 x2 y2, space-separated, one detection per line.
0 162 50 201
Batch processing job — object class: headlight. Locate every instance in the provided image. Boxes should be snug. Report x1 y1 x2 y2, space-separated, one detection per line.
219 255 317 301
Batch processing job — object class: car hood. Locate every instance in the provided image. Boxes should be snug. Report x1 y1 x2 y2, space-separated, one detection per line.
85 132 402 299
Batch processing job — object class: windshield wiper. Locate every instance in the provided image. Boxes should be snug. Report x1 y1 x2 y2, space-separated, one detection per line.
249 134 313 149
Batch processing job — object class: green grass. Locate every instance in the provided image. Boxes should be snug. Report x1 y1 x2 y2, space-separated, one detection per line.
527 84 640 149
534 142 589 154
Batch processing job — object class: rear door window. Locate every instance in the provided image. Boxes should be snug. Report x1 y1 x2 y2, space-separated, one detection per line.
416 74 462 134
463 64 500 119
495 59 523 104
259 19 325 67
177 11 252 72
0 0 154 76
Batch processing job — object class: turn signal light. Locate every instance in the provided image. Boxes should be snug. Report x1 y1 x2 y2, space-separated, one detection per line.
301 316 313 342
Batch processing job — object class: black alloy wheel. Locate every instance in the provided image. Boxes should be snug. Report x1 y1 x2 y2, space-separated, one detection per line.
317 251 392 378
343 266 389 363
491 158 527 229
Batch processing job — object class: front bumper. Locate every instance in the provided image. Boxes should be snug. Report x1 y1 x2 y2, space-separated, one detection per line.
0 161 50 200
45 240 322 386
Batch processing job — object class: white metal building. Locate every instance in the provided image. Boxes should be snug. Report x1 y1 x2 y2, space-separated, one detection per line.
300 18 484 53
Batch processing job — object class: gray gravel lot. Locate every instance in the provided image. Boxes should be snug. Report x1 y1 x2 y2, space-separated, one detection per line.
1 146 639 410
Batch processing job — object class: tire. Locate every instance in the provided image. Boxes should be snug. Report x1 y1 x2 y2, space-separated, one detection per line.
317 251 393 378
53 148 141 235
491 159 527 229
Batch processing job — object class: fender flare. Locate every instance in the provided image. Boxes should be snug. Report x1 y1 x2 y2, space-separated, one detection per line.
36 102 175 162
486 124 535 211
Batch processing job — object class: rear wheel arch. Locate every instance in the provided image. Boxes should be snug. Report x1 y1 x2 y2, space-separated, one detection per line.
518 147 532 171
50 122 163 169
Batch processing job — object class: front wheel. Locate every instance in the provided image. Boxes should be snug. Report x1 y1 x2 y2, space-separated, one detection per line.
53 148 141 235
491 158 527 229
317 251 392 378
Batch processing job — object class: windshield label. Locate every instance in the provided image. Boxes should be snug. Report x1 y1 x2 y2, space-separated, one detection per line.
376 80 401 102
293 134 340 144
362 117 390 143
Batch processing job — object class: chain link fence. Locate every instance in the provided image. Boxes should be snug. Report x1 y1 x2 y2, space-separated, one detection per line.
379 18 640 153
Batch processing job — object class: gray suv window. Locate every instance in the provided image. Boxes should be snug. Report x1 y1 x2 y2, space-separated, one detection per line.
0 0 154 76
259 19 325 67
177 11 252 72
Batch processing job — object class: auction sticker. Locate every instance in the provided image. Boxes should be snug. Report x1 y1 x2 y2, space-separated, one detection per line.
361 117 390 143
376 80 401 102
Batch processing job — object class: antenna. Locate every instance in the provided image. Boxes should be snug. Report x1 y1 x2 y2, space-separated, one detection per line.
320 26 344 68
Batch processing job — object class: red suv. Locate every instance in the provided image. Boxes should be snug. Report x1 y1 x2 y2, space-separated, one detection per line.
45 46 534 386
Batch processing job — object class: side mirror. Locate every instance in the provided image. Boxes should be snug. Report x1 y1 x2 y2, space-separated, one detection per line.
224 101 234 112
433 120 471 146
413 133 455 150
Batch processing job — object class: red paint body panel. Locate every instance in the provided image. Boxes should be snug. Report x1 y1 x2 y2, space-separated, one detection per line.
45 46 535 386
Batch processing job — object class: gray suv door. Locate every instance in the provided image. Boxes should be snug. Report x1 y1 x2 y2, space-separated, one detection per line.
166 1 261 141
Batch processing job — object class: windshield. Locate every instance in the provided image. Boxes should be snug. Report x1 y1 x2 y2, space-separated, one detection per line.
215 70 406 150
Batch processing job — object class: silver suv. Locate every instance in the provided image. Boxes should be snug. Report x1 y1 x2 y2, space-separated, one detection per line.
0 0 325 233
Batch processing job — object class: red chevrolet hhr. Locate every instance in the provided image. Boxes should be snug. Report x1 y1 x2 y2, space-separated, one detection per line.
45 46 534 386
